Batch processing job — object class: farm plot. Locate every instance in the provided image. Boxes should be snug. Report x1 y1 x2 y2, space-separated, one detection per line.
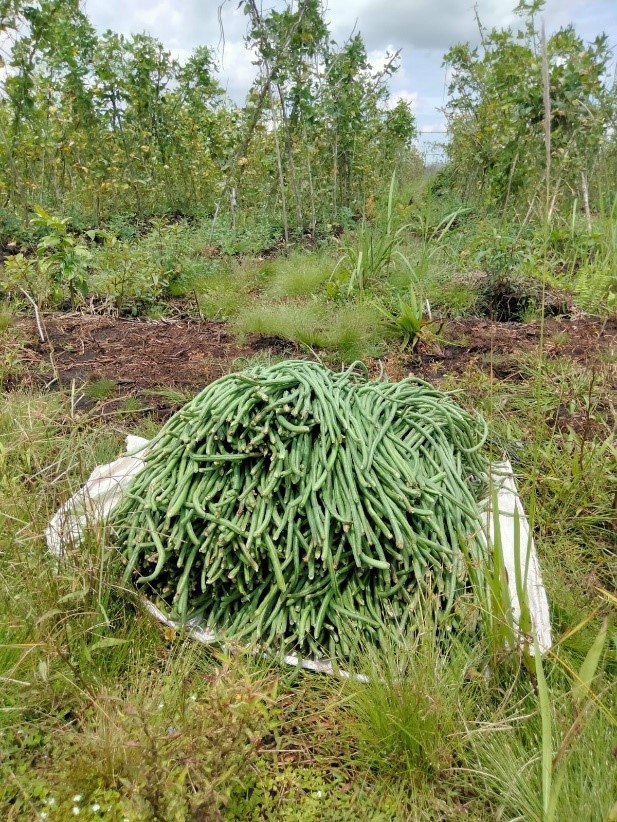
1 300 615 820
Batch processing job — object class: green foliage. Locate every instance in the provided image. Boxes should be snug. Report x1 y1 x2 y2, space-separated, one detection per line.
0 208 23 246
0 308 13 333
333 174 414 295
0 0 419 234
83 378 118 401
234 299 382 360
465 650 616 822
209 214 284 256
235 299 325 346
32 206 90 306
571 197 617 311
227 761 402 821
376 286 442 351
59 655 274 820
324 303 384 360
0 313 26 388
91 235 171 313
419 269 479 318
190 257 265 319
342 629 474 786
444 358 616 618
405 186 471 279
263 251 334 298
443 1 616 217
0 251 48 304
0 1 228 221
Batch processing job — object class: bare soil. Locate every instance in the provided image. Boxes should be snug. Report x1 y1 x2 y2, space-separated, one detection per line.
413 315 616 380
22 314 260 390
9 313 616 417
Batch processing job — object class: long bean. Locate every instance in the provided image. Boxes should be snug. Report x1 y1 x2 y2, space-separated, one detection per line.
110 360 489 658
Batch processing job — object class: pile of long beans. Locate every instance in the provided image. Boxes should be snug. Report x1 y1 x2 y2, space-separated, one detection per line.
110 360 488 657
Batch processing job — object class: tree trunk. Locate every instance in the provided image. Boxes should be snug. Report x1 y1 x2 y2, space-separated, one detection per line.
580 169 592 233
268 85 289 243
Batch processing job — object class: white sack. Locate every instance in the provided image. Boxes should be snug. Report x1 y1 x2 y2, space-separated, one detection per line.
46 435 150 560
481 462 552 652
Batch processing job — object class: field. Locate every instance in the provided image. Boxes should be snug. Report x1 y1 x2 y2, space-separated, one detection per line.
1 0 617 818
1 199 616 821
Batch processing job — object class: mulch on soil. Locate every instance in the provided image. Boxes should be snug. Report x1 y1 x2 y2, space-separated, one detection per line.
25 314 260 390
9 312 617 403
415 315 616 381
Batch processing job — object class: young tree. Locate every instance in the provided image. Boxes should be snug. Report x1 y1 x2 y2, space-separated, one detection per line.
0 1 228 219
443 0 616 219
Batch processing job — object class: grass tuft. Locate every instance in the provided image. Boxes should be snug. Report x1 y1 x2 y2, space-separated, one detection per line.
234 299 383 361
263 251 335 298
341 628 477 788
83 377 118 401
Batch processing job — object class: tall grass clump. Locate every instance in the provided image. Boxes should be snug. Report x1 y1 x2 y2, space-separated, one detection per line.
234 300 327 348
234 299 383 360
340 626 479 789
463 616 615 822
263 250 335 298
195 259 262 319
332 173 422 296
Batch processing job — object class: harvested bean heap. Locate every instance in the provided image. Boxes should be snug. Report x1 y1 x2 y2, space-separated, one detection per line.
111 360 488 657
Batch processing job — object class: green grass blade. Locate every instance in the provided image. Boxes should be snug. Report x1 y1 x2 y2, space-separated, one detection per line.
572 617 608 707
533 631 552 821
512 506 533 640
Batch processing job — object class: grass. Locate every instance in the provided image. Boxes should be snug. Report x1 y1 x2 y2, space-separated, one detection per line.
0 306 14 331
1 187 616 818
1 328 614 819
341 627 475 787
262 250 335 298
83 378 118 401
234 298 384 361
192 259 267 320
73 188 617 323
462 691 616 820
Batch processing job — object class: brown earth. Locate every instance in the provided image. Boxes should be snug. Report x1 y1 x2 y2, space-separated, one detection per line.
8 312 616 417
21 314 261 390
411 314 616 381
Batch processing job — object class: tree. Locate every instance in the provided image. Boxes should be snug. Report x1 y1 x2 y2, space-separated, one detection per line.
0 1 227 219
0 0 418 230
238 0 415 233
443 0 616 220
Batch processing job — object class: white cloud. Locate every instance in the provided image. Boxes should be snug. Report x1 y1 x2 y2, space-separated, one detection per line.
419 122 447 134
218 39 258 95
388 89 419 111
327 0 516 51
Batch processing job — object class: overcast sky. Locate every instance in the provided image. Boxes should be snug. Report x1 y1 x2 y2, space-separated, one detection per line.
85 0 617 161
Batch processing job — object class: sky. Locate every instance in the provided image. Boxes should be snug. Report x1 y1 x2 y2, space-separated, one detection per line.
85 0 617 162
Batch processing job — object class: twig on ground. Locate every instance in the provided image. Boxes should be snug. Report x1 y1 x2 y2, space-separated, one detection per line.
18 286 45 342
18 286 60 382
